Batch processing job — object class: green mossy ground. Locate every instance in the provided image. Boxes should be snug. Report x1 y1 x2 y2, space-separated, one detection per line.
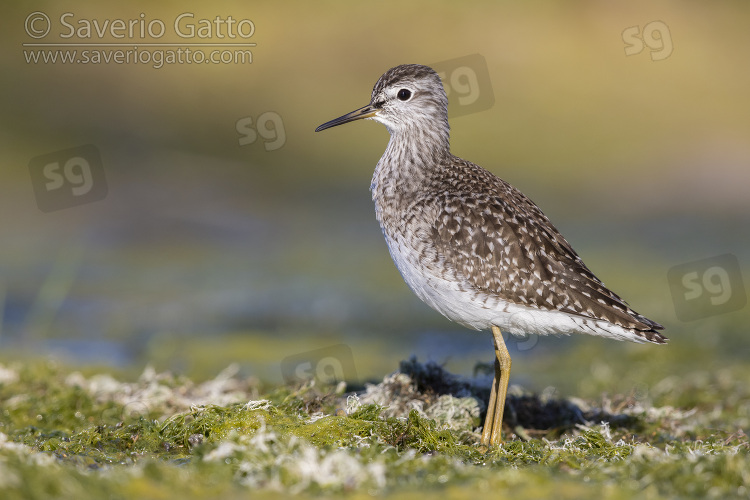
0 345 748 499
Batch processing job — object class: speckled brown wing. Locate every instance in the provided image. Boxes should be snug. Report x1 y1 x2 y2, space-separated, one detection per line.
429 158 666 343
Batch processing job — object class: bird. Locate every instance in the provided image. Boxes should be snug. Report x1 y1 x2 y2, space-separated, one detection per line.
315 64 666 447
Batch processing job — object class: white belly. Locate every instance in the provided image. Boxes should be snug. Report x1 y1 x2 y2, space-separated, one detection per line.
383 230 648 344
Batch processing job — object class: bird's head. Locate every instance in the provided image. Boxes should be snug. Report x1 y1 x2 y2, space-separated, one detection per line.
315 64 449 138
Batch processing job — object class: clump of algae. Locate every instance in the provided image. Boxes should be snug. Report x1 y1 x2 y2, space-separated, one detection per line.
0 357 748 498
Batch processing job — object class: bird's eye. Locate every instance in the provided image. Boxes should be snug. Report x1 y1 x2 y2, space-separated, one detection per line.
397 89 412 101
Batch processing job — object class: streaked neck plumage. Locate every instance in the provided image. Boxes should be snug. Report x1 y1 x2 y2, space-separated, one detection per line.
371 114 451 204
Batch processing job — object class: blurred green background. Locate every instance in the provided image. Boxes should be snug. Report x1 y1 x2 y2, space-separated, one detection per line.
0 1 748 387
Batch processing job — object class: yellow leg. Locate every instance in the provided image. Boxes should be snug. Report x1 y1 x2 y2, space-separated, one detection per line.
480 326 512 447
480 359 498 446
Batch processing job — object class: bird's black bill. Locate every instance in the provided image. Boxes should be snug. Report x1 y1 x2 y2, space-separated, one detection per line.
315 104 378 132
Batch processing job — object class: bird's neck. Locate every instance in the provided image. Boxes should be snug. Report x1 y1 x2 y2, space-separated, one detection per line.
371 121 451 196
387 119 451 162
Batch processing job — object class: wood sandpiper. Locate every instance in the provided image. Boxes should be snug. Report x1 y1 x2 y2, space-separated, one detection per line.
315 64 666 447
